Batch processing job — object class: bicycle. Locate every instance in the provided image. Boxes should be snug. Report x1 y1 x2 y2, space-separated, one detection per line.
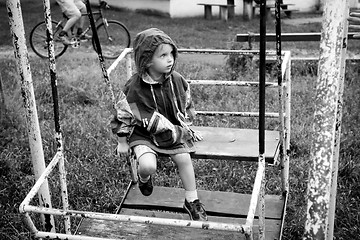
29 1 131 59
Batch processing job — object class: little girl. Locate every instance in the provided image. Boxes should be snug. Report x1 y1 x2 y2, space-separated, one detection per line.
111 28 207 221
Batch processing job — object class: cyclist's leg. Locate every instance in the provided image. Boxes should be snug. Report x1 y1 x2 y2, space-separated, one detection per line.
62 8 81 33
56 0 81 45
56 0 81 33
74 0 88 36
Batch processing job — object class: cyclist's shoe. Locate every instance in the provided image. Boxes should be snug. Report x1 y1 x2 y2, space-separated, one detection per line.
58 35 75 45
138 175 153 196
78 33 92 42
183 199 208 221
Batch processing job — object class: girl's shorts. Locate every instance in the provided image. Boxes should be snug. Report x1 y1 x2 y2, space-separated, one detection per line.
73 0 86 13
133 145 157 159
56 0 85 18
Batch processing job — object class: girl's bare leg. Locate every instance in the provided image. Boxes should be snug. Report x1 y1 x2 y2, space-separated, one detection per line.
171 153 196 191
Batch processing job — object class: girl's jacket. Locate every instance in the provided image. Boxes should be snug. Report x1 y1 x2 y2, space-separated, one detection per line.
111 28 196 154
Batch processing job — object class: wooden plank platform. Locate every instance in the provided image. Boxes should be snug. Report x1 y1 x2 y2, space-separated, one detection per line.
191 126 280 163
76 127 283 239
76 218 281 239
77 186 285 239
121 186 284 219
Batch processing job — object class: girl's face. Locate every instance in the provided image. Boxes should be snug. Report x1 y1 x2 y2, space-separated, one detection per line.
148 43 174 78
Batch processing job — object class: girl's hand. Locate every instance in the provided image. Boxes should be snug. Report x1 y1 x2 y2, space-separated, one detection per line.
115 137 130 157
116 142 130 157
192 130 203 142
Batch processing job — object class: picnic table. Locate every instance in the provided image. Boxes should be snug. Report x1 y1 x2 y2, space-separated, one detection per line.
253 1 298 19
197 2 235 21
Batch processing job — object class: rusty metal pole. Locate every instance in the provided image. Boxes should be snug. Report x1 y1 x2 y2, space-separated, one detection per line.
258 0 266 239
41 0 71 234
6 0 55 232
327 3 349 239
0 71 5 119
304 0 348 239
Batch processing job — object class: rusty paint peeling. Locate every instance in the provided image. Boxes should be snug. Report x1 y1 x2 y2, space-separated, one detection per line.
7 0 55 232
304 0 348 239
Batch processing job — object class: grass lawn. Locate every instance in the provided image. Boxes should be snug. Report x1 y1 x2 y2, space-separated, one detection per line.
1 0 360 239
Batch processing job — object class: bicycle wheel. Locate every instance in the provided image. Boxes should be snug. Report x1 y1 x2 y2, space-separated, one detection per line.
92 20 131 59
30 21 68 58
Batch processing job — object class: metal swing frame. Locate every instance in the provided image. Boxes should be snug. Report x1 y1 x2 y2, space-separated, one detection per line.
18 46 292 240
8 0 294 239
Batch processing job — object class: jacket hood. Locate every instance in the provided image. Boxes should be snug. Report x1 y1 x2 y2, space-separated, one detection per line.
133 28 178 78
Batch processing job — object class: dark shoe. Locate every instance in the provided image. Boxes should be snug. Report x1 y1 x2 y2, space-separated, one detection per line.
183 199 208 221
138 175 153 196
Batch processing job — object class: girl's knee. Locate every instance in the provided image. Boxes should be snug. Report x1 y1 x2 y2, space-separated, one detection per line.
74 10 81 19
140 162 157 174
138 153 157 175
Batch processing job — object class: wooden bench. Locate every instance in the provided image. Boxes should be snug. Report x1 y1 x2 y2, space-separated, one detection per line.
236 32 360 60
253 3 298 19
237 32 360 44
252 4 274 20
278 3 299 18
198 3 235 21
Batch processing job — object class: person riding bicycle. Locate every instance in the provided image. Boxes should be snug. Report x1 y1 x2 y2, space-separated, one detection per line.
55 0 91 45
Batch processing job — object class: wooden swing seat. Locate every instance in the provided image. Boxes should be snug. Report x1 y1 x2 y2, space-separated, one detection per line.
77 186 285 239
191 126 280 164
76 126 284 239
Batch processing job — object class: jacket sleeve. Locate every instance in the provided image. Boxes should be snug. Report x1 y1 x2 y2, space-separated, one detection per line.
145 111 184 147
128 92 183 147
125 81 178 136
110 93 136 137
145 111 176 134
129 102 182 147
